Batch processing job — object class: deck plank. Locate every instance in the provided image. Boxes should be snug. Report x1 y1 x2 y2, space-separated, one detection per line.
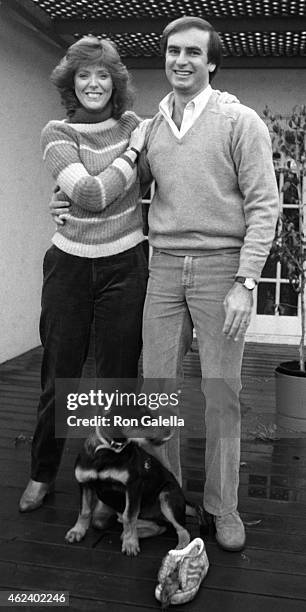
0 342 305 609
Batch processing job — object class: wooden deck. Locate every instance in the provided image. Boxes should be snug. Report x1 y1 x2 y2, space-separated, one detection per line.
0 342 306 611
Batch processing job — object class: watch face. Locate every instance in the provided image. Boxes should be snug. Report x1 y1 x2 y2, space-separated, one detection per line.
244 278 256 290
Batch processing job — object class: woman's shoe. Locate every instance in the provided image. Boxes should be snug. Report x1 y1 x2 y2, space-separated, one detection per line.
155 537 209 606
19 479 53 512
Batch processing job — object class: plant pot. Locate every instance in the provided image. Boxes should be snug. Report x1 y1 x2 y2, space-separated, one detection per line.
275 361 306 432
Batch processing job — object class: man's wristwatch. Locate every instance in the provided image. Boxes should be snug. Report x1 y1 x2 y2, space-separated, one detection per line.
235 276 257 291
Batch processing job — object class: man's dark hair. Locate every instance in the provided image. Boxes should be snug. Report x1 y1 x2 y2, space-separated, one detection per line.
160 16 222 82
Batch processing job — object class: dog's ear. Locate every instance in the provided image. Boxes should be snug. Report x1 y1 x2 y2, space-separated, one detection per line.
95 423 105 443
84 431 100 455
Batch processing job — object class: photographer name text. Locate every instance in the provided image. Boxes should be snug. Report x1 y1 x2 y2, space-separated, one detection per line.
67 414 184 428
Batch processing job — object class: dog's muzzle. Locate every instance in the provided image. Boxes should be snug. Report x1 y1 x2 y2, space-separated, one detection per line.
95 436 129 454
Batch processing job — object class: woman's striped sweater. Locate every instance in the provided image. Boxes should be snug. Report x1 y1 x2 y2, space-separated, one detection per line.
41 111 144 257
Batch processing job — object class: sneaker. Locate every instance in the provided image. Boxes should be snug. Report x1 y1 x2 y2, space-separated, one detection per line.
214 510 246 551
155 537 209 606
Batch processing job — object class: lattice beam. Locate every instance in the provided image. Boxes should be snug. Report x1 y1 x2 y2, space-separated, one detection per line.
55 16 306 36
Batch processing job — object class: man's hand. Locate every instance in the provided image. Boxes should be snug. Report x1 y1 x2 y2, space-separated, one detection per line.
49 189 71 226
129 119 151 153
223 283 253 342
216 90 240 104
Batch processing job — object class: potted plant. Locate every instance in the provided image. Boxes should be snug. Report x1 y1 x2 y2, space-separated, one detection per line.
263 105 306 431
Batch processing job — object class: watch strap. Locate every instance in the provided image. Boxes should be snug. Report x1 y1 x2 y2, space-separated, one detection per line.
235 276 257 290
129 146 140 160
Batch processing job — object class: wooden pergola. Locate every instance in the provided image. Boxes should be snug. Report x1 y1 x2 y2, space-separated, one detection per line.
2 0 306 68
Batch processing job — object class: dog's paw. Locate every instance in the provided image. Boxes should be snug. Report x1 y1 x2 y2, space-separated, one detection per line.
121 537 140 556
65 527 85 544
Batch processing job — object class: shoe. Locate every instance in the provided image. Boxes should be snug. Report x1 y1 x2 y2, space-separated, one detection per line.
155 537 209 606
214 510 246 551
19 479 52 513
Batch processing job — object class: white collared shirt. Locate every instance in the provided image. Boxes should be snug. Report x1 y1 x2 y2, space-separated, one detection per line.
159 84 213 139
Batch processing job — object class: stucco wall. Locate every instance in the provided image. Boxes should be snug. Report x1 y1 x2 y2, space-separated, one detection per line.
0 9 62 363
131 68 306 117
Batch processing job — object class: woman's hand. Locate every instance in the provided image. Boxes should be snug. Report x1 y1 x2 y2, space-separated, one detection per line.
129 119 151 153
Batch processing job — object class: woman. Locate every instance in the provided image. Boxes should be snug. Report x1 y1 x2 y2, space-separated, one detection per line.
19 36 148 512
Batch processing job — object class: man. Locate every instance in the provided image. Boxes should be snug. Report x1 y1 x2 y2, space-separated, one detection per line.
45 16 279 552
138 16 279 551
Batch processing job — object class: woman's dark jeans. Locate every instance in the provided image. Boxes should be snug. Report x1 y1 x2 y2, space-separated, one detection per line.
31 243 148 482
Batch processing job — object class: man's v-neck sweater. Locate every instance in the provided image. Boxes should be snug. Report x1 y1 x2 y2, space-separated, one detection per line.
41 111 144 258
142 91 279 281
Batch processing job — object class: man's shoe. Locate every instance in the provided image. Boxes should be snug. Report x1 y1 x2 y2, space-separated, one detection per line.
214 510 246 551
19 479 52 513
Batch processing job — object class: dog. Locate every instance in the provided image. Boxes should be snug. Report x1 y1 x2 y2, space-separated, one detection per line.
65 415 191 556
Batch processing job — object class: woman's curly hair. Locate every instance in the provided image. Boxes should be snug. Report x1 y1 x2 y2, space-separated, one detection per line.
50 36 134 119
